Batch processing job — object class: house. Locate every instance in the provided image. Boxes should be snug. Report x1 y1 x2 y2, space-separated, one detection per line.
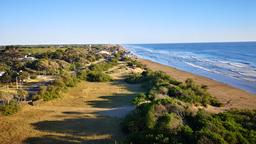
98 50 111 55
0 71 5 77
24 55 36 61
18 55 37 61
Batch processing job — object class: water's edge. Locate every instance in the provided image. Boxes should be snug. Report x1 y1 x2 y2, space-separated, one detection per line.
122 44 256 94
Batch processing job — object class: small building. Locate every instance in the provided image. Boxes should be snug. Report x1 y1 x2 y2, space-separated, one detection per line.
18 55 37 61
0 71 5 77
98 50 111 55
24 55 36 61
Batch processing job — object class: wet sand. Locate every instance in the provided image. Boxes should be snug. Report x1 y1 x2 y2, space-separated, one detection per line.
139 59 256 110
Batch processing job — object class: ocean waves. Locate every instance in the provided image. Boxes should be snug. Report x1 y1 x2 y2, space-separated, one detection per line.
124 43 256 94
126 44 256 82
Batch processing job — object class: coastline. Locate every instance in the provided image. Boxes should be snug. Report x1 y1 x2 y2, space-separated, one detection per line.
138 58 256 110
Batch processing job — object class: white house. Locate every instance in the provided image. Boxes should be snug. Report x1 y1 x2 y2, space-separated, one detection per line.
18 55 36 61
24 55 36 61
97 50 111 55
0 71 5 77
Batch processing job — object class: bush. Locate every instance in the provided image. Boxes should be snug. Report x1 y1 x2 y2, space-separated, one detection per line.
125 73 143 84
30 74 37 79
127 70 221 107
132 93 147 105
77 70 87 80
89 61 116 72
87 71 112 82
17 88 28 101
35 73 79 101
127 60 145 68
0 100 20 116
123 103 256 144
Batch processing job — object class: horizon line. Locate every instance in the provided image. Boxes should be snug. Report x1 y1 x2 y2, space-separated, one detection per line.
0 40 256 46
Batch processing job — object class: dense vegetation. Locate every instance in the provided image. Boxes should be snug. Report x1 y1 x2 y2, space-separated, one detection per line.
86 60 118 82
0 45 121 115
122 101 256 144
122 61 256 144
125 69 222 107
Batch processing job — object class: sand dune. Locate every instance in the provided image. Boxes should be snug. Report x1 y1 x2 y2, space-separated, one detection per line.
139 59 256 110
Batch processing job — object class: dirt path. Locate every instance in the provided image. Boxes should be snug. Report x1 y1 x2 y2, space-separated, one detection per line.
0 70 143 144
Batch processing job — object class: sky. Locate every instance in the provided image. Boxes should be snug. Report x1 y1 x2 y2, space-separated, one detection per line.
0 0 256 45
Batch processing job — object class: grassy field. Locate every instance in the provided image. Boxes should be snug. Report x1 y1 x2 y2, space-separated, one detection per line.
0 66 143 144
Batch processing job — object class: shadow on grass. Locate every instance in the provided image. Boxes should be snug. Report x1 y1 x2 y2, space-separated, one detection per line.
24 134 115 144
24 135 83 144
86 94 134 108
23 79 144 144
110 79 144 93
83 79 143 109
97 105 135 118
24 116 123 144
62 111 86 115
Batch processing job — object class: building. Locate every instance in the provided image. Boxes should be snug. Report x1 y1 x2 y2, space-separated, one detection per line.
0 71 5 77
18 55 37 61
98 50 111 55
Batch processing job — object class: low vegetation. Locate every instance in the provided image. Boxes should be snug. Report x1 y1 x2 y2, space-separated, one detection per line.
86 71 112 82
121 60 256 144
0 100 20 116
33 73 79 101
125 69 222 107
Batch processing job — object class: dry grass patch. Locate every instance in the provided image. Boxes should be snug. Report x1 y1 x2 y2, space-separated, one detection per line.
0 76 143 144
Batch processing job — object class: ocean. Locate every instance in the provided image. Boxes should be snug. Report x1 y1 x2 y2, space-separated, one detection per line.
124 42 256 94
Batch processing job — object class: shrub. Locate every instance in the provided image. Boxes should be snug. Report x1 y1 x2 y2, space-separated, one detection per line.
77 70 87 80
210 98 224 107
127 60 145 68
128 70 221 107
17 88 28 101
30 74 37 79
125 73 143 84
87 71 112 82
0 100 20 116
89 61 116 72
132 93 147 105
123 104 256 144
35 73 79 101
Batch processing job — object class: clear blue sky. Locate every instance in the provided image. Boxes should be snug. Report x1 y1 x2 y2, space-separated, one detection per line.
0 0 256 44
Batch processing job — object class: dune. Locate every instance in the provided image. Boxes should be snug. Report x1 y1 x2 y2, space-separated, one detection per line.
139 58 256 110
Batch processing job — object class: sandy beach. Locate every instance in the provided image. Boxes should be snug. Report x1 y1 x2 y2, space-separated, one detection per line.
139 58 256 110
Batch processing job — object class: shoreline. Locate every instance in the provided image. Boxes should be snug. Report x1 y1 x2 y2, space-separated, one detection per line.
138 58 256 110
